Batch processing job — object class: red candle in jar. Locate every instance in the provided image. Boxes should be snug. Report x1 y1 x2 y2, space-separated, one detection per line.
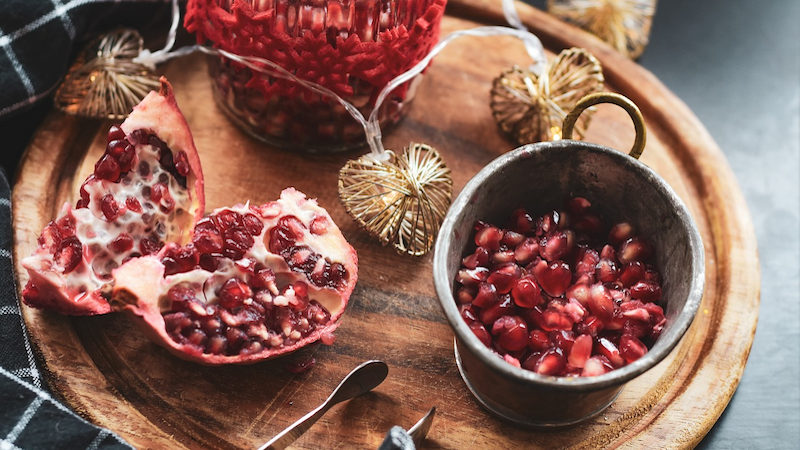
185 0 447 152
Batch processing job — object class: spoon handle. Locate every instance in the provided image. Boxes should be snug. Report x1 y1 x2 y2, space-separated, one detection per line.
258 402 330 450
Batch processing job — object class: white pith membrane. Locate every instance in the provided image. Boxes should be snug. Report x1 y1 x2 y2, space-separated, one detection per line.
113 188 357 362
21 131 195 313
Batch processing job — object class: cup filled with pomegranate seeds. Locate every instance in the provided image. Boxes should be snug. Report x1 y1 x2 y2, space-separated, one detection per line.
184 0 447 152
433 92 705 427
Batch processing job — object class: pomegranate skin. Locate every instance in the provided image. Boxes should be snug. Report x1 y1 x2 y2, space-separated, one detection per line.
111 189 358 365
21 78 205 316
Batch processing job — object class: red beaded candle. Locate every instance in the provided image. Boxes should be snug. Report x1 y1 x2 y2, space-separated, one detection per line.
185 0 447 152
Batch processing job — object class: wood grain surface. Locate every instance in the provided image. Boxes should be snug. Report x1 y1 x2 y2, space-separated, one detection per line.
11 1 759 449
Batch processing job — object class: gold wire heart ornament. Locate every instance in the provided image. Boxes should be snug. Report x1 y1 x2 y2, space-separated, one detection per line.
55 29 160 119
338 143 452 257
490 47 603 144
547 0 656 59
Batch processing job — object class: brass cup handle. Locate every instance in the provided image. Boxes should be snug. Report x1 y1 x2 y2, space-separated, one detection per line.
562 92 647 159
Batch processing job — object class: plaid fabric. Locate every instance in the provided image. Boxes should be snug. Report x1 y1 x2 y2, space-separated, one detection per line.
0 170 134 449
0 0 171 120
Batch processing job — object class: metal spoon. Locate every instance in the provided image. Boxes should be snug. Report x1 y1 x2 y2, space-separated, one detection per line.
258 360 389 450
407 407 436 447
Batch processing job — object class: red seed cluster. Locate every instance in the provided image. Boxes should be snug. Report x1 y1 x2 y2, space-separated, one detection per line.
455 198 666 377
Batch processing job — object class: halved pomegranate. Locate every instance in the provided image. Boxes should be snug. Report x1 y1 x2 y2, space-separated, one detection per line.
110 189 357 365
22 78 204 316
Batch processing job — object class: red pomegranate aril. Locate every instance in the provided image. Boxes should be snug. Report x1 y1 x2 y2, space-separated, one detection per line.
533 347 567 376
573 213 604 236
599 244 616 261
206 335 228 355
630 280 662 302
566 283 591 306
551 329 575 352
575 247 600 277
587 283 616 323
618 237 653 264
540 308 574 331
475 225 503 251
492 316 529 352
568 334 593 368
509 208 534 234
511 275 541 308
619 261 646 287
462 246 490 270
566 197 592 214
575 315 605 337
501 230 525 247
473 282 499 308
581 356 612 377
595 258 619 283
487 263 521 294
529 329 551 351
126 197 143 213
100 195 123 221
95 154 121 181
540 230 571 262
242 213 264 236
479 294 515 326
109 233 135 254
38 221 62 251
608 222 635 245
174 151 190 177
140 237 161 255
466 321 490 347
55 236 82 273
619 334 648 363
491 249 516 265
107 140 135 172
596 337 625 368
107 125 125 142
457 287 476 304
514 238 540 265
532 259 571 297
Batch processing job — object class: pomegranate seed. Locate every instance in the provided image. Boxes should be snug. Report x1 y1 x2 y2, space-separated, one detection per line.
511 275 541 308
490 249 516 265
252 267 277 291
308 216 328 235
581 356 612 376
596 337 625 367
551 330 575 352
479 294 515 326
161 245 200 275
100 194 122 221
587 283 616 323
595 258 619 283
566 197 592 214
473 282 499 308
320 332 336 346
536 211 561 235
206 335 228 355
174 150 190 176
139 237 161 255
462 247 490 269
125 197 142 213
599 244 616 261
242 213 264 236
501 230 524 247
618 237 653 264
568 334 593 368
491 316 529 352
107 125 125 142
38 221 62 251
107 140 135 172
475 225 503 251
529 329 551 351
219 278 252 309
508 208 534 234
540 230 571 261
534 347 567 376
94 154 121 181
540 308 574 331
609 222 635 245
573 213 604 236
619 261 646 287
486 263 521 294
566 283 590 306
514 238 539 265
469 321 492 347
575 315 605 337
55 236 82 273
644 265 661 282
109 233 134 253
532 259 571 297
630 280 662 302
457 287 476 304
619 334 648 363
575 247 600 277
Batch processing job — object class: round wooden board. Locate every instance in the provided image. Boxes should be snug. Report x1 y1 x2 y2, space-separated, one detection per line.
12 1 759 449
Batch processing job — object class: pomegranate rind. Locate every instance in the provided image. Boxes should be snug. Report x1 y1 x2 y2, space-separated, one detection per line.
21 78 205 316
111 189 358 365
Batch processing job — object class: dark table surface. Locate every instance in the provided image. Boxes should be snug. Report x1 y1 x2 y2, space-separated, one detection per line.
2 0 798 448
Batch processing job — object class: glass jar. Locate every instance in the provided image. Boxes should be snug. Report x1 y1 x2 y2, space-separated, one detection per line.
185 0 447 152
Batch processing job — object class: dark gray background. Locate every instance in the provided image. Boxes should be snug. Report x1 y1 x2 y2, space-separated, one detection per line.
522 0 800 448
1 0 798 448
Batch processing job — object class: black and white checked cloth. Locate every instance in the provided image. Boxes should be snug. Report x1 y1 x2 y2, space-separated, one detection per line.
0 170 135 449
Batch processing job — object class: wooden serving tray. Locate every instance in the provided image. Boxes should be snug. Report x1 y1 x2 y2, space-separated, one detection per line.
12 1 759 448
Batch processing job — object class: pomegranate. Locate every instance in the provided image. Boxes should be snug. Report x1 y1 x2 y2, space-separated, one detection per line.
21 78 358 366
111 189 357 365
22 78 204 315
454 197 666 377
